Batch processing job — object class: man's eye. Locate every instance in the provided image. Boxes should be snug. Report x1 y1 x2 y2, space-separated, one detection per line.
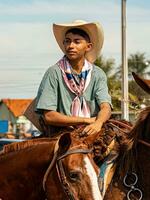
74 40 81 44
63 39 71 45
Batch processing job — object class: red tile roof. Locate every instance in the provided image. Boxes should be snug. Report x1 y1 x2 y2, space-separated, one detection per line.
2 99 33 117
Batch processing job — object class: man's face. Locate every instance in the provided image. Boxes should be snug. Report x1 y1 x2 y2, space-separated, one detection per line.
63 32 92 61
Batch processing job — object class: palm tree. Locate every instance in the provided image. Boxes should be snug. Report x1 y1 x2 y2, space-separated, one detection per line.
95 55 122 110
126 52 150 107
116 52 150 79
94 55 115 77
128 52 150 76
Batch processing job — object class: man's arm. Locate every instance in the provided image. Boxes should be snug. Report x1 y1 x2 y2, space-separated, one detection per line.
82 102 111 135
44 110 96 126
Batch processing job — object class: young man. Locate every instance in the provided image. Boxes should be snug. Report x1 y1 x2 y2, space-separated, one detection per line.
35 20 112 136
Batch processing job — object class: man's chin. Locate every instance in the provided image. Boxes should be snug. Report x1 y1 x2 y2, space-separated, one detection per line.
66 55 78 60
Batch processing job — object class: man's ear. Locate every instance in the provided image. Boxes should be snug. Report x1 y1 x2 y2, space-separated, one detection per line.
86 42 93 52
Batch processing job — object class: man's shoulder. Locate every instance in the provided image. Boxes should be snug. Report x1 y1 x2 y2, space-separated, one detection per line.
92 64 106 78
44 63 61 77
47 63 60 72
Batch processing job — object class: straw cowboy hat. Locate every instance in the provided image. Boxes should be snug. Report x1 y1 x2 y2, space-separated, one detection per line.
132 72 150 94
53 20 104 63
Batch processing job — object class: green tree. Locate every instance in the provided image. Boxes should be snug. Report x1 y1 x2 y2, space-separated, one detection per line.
128 52 150 76
116 52 150 78
94 55 115 77
127 52 150 107
95 53 150 111
114 52 150 108
95 55 121 110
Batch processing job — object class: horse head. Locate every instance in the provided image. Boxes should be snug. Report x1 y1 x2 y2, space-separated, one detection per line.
44 131 102 200
132 72 150 94
127 106 150 147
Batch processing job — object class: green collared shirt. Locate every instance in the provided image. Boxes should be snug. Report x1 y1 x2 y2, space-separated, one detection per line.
35 63 112 117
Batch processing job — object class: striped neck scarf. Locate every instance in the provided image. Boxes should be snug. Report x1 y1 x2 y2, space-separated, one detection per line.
58 56 93 117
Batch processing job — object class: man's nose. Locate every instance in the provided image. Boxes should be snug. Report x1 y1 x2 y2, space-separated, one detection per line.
68 41 75 48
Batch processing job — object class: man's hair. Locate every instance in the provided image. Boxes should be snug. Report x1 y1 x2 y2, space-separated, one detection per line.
65 28 90 42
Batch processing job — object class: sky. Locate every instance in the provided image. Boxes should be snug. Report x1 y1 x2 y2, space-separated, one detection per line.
0 0 150 98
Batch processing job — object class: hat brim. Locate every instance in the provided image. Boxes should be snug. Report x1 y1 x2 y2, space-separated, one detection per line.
132 72 150 94
53 21 104 63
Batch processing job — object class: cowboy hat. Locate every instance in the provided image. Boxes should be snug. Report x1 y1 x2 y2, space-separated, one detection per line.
53 20 104 63
132 72 150 94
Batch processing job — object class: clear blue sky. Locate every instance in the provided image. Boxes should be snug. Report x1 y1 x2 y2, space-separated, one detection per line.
0 0 150 98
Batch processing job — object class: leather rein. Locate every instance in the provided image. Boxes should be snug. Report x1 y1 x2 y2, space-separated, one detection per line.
108 119 150 148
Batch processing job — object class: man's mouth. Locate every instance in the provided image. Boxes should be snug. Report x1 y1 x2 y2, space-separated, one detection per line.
67 51 76 55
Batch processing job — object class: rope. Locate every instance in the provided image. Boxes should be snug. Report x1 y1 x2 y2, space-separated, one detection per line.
43 139 60 191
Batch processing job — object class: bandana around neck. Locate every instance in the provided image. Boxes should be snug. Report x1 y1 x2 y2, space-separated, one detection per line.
58 56 93 117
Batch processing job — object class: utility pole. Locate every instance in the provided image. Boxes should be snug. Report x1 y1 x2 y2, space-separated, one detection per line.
121 0 129 120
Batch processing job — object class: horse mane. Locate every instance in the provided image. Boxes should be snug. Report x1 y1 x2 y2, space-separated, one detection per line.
117 106 150 176
0 126 89 158
0 138 57 156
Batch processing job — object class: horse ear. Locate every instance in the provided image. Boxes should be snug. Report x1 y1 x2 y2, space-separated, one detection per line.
58 133 71 155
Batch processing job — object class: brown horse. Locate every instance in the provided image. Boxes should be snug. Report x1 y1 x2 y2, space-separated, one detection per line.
104 106 150 200
0 129 104 200
1 118 145 200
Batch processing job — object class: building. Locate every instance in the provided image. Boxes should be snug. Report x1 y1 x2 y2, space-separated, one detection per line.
0 99 33 136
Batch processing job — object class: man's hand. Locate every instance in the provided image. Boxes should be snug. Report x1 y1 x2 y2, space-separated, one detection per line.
82 102 111 136
82 121 103 136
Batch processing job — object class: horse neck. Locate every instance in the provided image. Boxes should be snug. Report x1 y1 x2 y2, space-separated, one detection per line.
1 139 55 163
137 142 150 195
0 139 57 199
117 107 150 177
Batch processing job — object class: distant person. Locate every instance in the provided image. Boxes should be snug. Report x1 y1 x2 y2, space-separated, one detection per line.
35 20 112 136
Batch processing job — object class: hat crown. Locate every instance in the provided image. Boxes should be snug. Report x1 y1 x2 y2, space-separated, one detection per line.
71 20 88 25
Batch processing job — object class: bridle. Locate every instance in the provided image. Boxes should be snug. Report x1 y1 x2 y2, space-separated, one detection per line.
43 145 92 200
56 148 92 200
123 172 143 200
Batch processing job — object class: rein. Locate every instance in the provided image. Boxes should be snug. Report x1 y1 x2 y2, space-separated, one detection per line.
108 120 150 148
108 119 132 130
138 139 150 148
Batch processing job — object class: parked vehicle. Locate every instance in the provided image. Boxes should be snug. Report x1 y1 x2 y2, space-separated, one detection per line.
31 130 41 137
